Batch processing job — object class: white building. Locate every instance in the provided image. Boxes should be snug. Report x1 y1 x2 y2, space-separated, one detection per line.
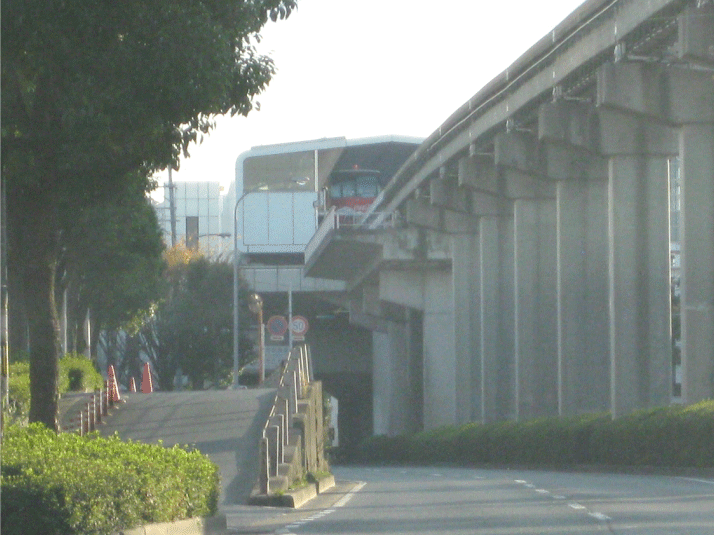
154 181 230 257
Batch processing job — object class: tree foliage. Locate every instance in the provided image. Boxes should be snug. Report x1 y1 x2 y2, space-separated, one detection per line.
59 176 166 357
1 0 296 429
132 247 254 391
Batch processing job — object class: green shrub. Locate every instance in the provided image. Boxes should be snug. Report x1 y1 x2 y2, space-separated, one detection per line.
1 424 220 535
349 402 714 470
58 353 105 393
6 353 105 423
7 361 31 425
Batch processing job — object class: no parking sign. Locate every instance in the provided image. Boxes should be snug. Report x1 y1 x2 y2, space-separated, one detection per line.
267 315 288 341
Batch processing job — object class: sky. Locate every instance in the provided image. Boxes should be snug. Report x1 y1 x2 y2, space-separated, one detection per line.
155 0 587 193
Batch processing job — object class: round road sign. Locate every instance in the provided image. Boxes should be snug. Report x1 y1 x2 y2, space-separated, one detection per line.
290 315 309 337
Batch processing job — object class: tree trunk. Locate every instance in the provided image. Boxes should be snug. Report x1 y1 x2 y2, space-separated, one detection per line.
10 186 62 431
25 239 61 431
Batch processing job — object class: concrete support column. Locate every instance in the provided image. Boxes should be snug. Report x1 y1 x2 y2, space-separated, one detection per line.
422 270 457 429
480 213 515 422
514 199 558 420
372 321 412 436
452 233 481 423
556 177 610 415
679 124 714 403
607 154 672 417
539 100 611 417
597 63 680 417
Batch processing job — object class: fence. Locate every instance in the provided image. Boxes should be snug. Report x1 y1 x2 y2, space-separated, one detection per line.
64 380 119 436
256 344 328 496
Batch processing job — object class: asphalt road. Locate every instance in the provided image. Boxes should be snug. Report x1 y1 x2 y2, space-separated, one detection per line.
97 389 277 507
258 466 714 535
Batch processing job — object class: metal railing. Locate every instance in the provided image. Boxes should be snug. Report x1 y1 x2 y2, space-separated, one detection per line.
304 206 398 267
258 344 314 495
64 381 119 436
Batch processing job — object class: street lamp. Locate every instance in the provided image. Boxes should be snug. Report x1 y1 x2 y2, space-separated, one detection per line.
232 177 310 389
248 293 264 384
232 190 254 389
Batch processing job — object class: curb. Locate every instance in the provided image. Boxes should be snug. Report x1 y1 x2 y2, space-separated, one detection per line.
249 474 336 508
112 514 227 535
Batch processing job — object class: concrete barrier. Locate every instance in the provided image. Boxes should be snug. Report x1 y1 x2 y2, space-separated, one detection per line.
250 345 332 507
112 514 226 535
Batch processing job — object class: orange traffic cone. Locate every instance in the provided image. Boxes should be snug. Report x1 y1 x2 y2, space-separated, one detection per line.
129 377 137 393
107 365 121 402
141 362 153 393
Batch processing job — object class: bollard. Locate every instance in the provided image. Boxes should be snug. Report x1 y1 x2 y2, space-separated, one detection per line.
103 380 111 413
94 392 102 425
259 436 270 495
268 425 280 477
87 402 94 433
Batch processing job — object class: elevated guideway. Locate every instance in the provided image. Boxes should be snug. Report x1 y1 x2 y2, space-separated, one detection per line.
98 389 276 507
304 0 714 436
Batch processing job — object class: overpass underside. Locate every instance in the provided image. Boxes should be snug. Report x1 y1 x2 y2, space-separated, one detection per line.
305 0 714 435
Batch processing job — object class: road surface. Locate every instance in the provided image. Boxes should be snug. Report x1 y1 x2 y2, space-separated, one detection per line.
248 466 714 535
97 389 276 507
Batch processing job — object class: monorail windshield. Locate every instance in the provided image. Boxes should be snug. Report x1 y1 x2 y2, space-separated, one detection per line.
330 170 380 198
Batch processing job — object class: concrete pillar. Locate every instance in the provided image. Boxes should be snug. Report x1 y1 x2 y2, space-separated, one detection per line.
538 101 611 416
422 270 457 429
679 124 714 403
405 308 424 432
480 213 515 422
597 62 679 417
606 153 672 417
556 177 610 415
514 199 558 420
452 233 481 423
372 321 412 436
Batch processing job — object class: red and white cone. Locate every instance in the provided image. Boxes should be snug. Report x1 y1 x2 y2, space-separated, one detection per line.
141 362 153 393
107 365 121 402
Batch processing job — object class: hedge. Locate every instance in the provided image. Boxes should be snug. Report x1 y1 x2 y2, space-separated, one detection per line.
7 353 105 423
1 424 220 535
350 401 714 470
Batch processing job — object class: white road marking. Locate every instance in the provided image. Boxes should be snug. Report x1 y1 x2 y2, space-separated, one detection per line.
679 477 714 486
334 481 366 508
277 481 366 533
589 512 613 522
568 502 587 510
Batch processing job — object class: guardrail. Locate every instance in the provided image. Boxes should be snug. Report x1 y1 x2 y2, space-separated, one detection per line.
305 206 398 268
255 344 328 497
64 381 119 436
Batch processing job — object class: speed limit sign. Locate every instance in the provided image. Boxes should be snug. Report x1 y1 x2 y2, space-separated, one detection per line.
290 315 309 341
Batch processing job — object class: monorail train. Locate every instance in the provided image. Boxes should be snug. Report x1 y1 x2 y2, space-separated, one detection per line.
230 136 421 257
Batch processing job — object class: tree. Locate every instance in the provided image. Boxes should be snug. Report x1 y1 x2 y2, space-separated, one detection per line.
59 176 165 359
1 0 296 430
130 247 254 391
